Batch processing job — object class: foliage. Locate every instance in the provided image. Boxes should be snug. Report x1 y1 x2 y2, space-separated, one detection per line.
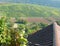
56 20 60 25
38 23 48 28
0 16 48 46
0 16 11 46
0 17 28 46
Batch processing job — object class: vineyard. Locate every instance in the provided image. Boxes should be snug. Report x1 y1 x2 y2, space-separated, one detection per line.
0 4 60 18
0 16 48 46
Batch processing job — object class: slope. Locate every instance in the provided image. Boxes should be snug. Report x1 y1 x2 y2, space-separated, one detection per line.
0 3 60 19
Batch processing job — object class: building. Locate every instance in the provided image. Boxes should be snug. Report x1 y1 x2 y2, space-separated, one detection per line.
27 22 60 46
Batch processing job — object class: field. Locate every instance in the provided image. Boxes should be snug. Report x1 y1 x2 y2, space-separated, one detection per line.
0 3 60 19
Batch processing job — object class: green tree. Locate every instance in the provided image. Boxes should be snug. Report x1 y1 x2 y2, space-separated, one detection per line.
0 16 11 46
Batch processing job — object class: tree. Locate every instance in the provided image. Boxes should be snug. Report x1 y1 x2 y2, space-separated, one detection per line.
0 16 11 46
0 16 28 46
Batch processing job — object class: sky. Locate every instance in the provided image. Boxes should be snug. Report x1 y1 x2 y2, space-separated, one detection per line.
52 0 60 1
0 0 60 8
0 0 60 2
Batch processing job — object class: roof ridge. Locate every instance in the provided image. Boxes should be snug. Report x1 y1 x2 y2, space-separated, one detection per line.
53 22 60 31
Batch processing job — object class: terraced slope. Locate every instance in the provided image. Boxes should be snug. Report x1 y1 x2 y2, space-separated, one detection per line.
0 4 60 19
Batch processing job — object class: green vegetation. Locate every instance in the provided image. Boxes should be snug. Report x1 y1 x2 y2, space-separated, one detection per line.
56 20 60 25
0 16 48 46
0 16 28 46
0 4 60 18
0 3 60 46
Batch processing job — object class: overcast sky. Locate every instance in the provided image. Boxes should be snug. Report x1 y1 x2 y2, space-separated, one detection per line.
0 0 60 3
52 0 60 1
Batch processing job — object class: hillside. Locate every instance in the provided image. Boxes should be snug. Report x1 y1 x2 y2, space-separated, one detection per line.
0 3 60 22
0 4 60 18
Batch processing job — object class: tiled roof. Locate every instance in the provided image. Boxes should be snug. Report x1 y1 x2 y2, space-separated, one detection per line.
27 22 60 46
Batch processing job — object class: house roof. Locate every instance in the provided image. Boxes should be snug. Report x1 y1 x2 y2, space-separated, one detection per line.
27 22 60 46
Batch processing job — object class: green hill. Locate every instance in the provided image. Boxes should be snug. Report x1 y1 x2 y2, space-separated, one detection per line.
0 3 60 18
